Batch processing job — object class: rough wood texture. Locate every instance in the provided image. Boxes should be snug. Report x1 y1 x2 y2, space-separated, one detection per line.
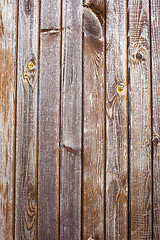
15 0 40 238
38 0 60 239
129 0 152 238
0 1 17 239
105 0 128 239
83 1 105 239
1 1 160 239
60 0 82 239
150 0 160 239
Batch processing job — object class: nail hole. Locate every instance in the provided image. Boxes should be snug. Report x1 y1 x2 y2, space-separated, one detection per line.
24 73 28 78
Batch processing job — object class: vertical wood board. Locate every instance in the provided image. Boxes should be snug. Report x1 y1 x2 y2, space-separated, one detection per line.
15 0 40 238
105 0 128 239
38 0 60 239
60 0 82 239
83 0 105 239
0 1 17 239
150 0 160 239
129 0 152 238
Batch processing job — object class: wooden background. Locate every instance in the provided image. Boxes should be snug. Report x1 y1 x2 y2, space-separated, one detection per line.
0 0 159 239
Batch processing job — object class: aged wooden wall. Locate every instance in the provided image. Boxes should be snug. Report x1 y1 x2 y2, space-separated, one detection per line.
0 0 160 239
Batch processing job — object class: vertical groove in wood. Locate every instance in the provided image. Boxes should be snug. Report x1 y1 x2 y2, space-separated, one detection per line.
103 1 106 240
15 0 40 238
38 0 60 239
105 0 128 239
81 4 85 240
150 0 160 239
148 0 153 238
129 0 152 239
58 0 63 239
127 0 131 239
13 0 20 239
0 1 18 239
35 0 41 238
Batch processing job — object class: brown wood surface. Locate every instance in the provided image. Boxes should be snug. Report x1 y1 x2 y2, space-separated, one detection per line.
38 0 60 239
60 0 82 239
105 0 128 239
0 1 17 239
150 0 160 239
1 1 160 239
129 0 152 239
15 0 40 238
83 1 105 239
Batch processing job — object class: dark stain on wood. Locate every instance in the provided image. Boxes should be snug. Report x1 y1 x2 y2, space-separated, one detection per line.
1 181 11 238
0 11 4 38
84 1 106 21
83 5 103 54
136 52 142 60
0 45 13 124
61 144 80 156
23 0 33 16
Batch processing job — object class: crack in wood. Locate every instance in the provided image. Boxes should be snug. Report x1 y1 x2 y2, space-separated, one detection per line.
40 27 70 35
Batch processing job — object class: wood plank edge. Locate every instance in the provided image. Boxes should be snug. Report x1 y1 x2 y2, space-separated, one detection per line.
127 0 131 238
35 0 41 239
13 0 20 239
58 0 63 239
148 0 154 238
103 1 106 240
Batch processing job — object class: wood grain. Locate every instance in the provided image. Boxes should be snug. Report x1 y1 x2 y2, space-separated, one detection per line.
60 0 82 239
15 0 40 238
129 0 152 238
105 0 128 239
37 0 60 239
83 1 105 239
1 1 159 239
150 0 160 239
0 1 18 239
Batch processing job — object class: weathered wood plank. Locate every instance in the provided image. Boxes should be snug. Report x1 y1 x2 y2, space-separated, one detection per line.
60 0 82 239
129 0 152 238
38 0 60 239
15 0 40 238
83 1 105 239
0 1 17 239
105 0 128 239
150 1 160 239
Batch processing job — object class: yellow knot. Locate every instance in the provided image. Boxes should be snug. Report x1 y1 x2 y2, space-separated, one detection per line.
116 84 124 95
24 73 28 79
88 235 94 240
28 62 35 70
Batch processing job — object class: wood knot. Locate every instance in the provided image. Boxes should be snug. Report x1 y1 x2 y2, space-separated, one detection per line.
24 182 37 232
136 52 142 60
24 0 32 16
88 235 95 240
152 133 160 145
116 83 124 95
83 6 103 53
83 6 103 39
130 44 147 67
23 54 37 91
